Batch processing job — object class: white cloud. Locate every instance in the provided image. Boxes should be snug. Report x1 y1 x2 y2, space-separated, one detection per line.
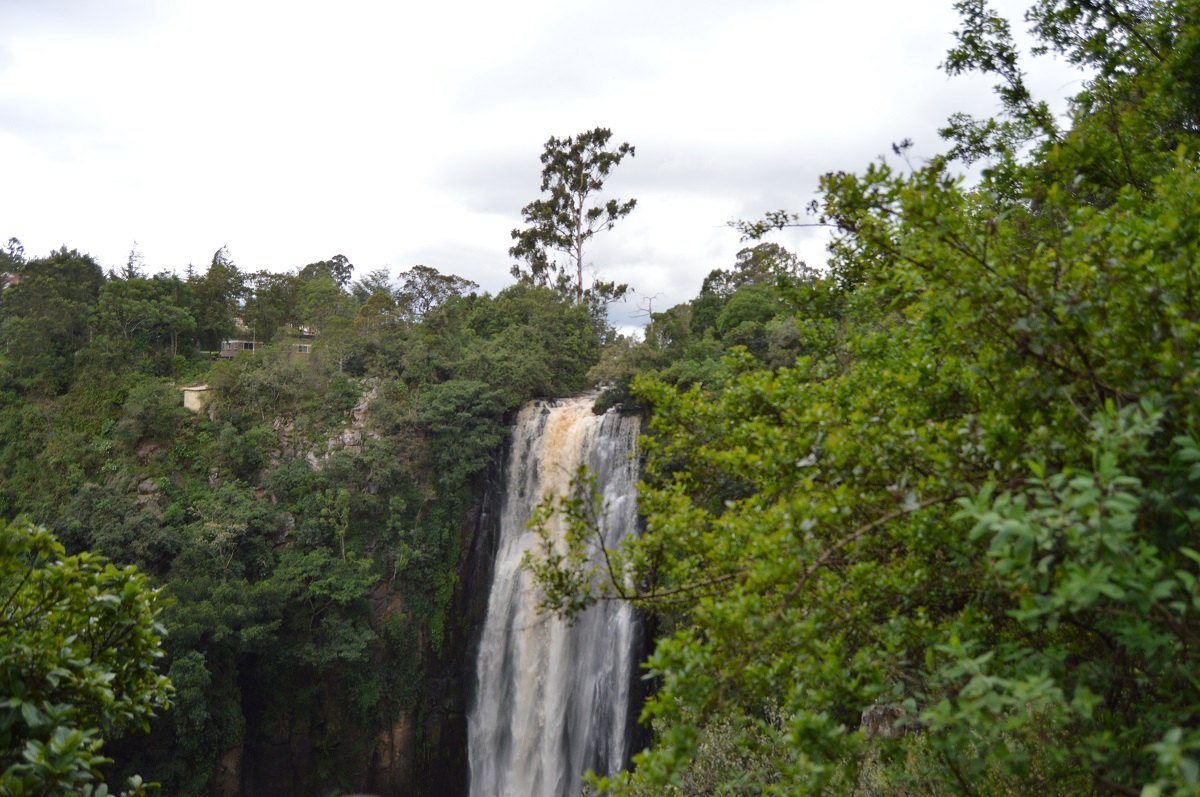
0 0 1085 320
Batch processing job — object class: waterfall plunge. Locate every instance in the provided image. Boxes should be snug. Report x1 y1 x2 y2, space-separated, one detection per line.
468 397 640 797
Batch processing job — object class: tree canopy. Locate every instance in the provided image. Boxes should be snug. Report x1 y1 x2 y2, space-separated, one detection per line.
0 518 170 797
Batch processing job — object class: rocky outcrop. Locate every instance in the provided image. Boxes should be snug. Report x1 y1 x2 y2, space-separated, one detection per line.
287 379 382 470
860 704 915 740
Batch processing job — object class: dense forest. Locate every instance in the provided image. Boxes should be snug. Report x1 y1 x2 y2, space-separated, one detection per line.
4 0 1200 794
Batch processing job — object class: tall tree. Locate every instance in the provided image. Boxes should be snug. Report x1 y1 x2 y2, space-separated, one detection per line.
0 247 105 391
297 275 355 336
509 127 636 306
0 237 24 273
243 271 300 344
298 254 354 289
93 275 196 360
349 268 394 304
188 247 245 350
395 264 478 320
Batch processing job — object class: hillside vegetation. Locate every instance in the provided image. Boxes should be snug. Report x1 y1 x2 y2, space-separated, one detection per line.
0 245 600 794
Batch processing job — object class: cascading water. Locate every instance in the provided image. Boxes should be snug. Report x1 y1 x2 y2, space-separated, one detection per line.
468 396 640 797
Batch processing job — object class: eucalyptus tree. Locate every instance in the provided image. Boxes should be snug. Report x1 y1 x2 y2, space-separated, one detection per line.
0 237 24 272
509 127 636 307
349 268 394 304
298 254 354 289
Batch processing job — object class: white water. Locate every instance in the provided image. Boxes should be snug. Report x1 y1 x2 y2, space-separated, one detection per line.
468 397 640 797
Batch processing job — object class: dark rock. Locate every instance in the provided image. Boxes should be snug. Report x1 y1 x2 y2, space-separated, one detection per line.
861 704 912 740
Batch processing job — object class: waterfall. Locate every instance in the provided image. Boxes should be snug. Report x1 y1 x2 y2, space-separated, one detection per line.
468 396 640 797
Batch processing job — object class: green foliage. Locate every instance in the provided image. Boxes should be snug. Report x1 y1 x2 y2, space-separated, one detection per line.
591 243 814 402
177 483 278 581
114 381 189 451
463 283 600 406
298 254 354 289
297 275 356 336
55 478 182 578
349 268 394 304
187 247 245 351
208 344 354 428
0 237 24 272
0 229 597 792
242 271 300 344
522 468 621 619
395 264 479 321
524 3 1200 795
92 276 196 368
0 248 105 393
0 519 171 796
598 707 793 797
355 290 404 342
155 651 243 797
420 379 506 497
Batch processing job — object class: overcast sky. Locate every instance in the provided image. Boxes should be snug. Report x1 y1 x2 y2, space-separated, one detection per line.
0 0 1084 329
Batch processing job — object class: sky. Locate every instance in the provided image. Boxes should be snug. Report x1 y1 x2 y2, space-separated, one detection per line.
0 0 1086 329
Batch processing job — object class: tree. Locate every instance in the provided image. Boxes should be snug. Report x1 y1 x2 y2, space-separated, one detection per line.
0 247 105 391
349 268 394 305
394 264 478 321
463 283 600 406
298 255 354 289
242 271 300 344
509 127 636 306
419 379 506 497
297 275 355 336
699 243 798 299
354 291 404 341
93 276 196 360
120 243 147 281
0 237 24 273
0 518 171 796
188 248 245 351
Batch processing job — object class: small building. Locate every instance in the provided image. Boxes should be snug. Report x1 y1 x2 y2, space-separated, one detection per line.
181 384 212 413
219 338 258 358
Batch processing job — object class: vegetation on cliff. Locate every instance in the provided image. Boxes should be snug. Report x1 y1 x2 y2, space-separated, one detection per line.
0 239 602 794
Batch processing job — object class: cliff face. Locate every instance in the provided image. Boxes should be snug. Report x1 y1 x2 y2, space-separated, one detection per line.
203 445 507 797
406 447 506 797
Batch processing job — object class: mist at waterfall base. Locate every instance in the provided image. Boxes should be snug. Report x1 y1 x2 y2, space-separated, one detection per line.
468 397 641 797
